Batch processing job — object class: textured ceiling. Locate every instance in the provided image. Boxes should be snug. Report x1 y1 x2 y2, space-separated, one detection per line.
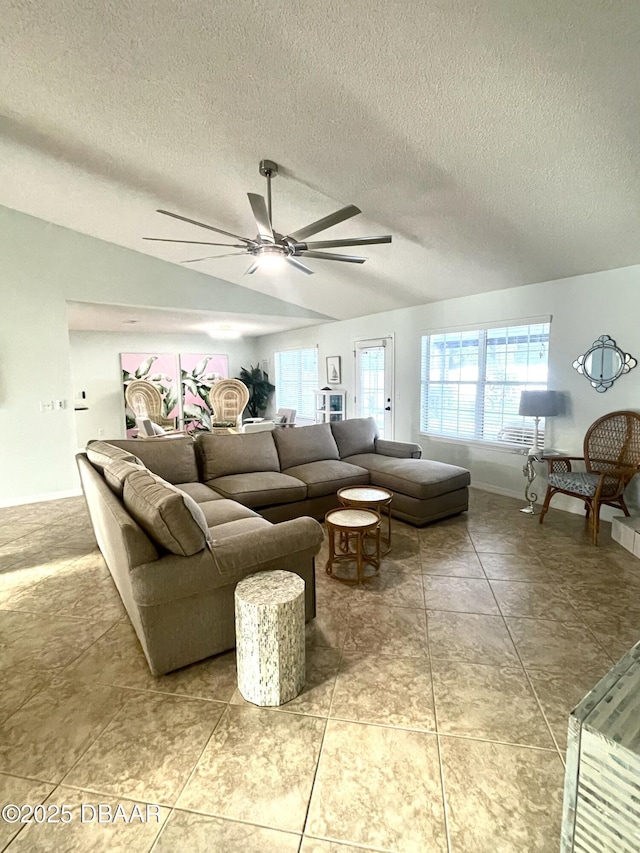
1 0 639 321
66 300 322 337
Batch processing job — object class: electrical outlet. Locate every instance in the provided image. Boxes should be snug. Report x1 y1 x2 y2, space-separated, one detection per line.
39 401 54 412
98 428 105 437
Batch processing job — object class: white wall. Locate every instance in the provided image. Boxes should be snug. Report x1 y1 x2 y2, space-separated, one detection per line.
255 264 640 517
69 331 256 450
0 204 325 505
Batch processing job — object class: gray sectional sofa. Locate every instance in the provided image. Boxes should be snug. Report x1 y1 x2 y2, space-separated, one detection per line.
78 417 470 676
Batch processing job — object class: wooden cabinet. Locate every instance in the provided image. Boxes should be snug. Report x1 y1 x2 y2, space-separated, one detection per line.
315 390 346 423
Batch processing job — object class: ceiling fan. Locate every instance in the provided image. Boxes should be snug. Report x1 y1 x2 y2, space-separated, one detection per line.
144 159 392 275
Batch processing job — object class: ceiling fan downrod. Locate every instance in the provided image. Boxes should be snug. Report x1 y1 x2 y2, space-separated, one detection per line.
259 159 278 227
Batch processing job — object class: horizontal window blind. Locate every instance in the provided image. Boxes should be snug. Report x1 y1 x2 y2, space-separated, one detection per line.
420 322 550 445
274 347 318 421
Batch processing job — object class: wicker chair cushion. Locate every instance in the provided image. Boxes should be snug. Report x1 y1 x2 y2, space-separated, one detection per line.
548 471 614 497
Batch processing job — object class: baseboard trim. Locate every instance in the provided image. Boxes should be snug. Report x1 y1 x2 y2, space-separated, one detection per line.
0 488 83 509
472 482 524 501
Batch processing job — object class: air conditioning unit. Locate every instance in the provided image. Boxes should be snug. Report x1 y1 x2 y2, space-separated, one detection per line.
562 641 640 852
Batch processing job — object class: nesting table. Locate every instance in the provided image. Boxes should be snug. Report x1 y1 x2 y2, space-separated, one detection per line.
325 507 381 585
337 485 393 554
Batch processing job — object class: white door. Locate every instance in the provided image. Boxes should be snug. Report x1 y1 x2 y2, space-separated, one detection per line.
355 337 394 438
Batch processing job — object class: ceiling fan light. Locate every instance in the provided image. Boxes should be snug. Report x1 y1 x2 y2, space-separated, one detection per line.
208 326 241 339
256 247 286 271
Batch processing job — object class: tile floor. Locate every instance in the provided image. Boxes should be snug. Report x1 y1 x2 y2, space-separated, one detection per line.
0 488 639 851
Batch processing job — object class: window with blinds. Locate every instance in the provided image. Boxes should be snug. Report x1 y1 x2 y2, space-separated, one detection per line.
420 321 551 444
274 347 318 422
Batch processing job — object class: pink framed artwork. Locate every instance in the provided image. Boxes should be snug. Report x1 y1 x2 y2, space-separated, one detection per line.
121 353 180 438
180 353 229 432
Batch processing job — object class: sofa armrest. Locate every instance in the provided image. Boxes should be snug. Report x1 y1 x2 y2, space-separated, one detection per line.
375 438 422 459
211 517 324 581
130 517 324 606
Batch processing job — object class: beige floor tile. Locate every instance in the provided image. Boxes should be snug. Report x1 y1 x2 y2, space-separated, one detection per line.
64 691 223 805
0 678 130 782
0 773 55 849
0 664 58 725
0 610 115 670
527 667 608 750
301 840 379 853
154 810 300 852
432 660 554 747
423 576 499 615
490 580 581 622
479 552 552 582
331 651 435 730
348 567 425 608
178 705 325 832
418 526 475 551
0 552 81 599
344 603 428 657
469 534 536 555
420 549 485 577
577 611 640 660
231 646 341 716
380 531 423 573
305 603 349 650
306 719 447 852
7 787 169 852
506 617 613 673
0 522 43 547
440 736 564 852
3 569 125 622
427 611 519 665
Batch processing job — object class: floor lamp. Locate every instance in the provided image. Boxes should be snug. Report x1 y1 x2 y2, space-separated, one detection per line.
519 390 559 455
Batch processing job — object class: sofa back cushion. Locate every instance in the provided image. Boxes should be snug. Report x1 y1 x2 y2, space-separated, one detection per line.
105 436 198 484
273 423 339 470
104 458 143 498
123 468 211 556
195 431 280 481
86 440 141 473
330 417 378 459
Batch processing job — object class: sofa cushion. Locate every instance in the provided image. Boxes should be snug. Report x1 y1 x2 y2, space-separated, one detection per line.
273 423 340 470
105 436 198 485
283 460 369 498
344 454 471 500
196 431 280 480
86 440 141 474
208 472 307 508
199 499 261 527
208 516 272 542
174 482 224 504
331 417 378 459
103 458 143 498
123 469 211 556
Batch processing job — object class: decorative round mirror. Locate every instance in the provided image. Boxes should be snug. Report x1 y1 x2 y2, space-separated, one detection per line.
573 335 637 392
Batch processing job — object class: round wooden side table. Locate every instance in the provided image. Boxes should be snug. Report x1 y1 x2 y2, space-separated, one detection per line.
324 507 381 586
337 486 393 554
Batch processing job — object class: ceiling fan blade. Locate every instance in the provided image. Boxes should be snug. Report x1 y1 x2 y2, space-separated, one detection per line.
244 261 260 275
285 257 314 275
247 193 275 243
181 251 249 264
302 235 392 250
156 209 255 245
286 204 361 242
143 237 245 247
301 250 366 264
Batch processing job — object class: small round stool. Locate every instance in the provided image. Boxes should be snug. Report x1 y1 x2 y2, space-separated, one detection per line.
338 486 393 554
234 570 306 707
325 507 381 585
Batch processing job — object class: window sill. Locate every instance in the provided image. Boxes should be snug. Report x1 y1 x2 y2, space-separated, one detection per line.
419 433 530 454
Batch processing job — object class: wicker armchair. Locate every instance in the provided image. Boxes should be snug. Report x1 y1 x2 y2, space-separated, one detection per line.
209 379 249 429
539 410 640 544
125 380 177 430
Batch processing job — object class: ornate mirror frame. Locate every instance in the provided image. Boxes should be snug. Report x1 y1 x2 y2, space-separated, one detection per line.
572 334 637 393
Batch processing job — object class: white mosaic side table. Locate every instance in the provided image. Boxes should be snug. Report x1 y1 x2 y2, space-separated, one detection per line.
234 570 306 707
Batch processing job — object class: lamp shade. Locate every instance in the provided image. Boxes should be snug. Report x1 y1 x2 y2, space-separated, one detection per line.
519 390 559 418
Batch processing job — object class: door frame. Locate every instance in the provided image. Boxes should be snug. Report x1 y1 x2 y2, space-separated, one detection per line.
354 335 395 439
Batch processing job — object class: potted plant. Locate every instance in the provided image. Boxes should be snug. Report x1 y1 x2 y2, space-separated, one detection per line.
236 365 275 418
